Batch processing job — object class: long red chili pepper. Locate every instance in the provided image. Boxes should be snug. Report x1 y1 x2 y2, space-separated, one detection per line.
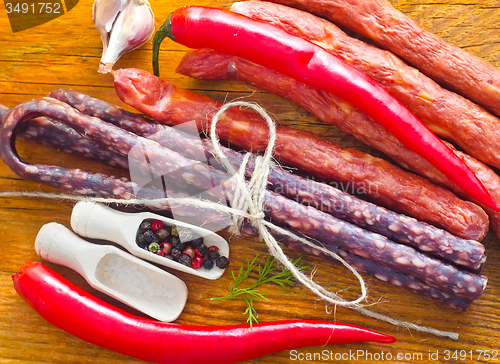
152 5 500 212
13 261 396 364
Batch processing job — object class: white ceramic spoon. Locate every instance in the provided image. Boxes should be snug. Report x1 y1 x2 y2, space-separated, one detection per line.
35 222 188 322
70 201 229 280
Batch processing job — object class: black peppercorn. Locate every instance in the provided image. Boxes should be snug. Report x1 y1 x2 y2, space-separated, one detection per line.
202 258 214 270
195 244 208 257
171 237 183 250
178 254 192 266
170 248 182 260
139 220 152 232
136 233 148 249
164 254 174 260
207 250 220 261
216 256 229 269
156 227 171 241
142 229 155 243
190 236 204 248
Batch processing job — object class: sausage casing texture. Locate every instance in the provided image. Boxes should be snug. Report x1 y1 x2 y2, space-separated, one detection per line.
265 0 500 119
0 104 129 169
113 68 489 241
0 97 486 302
231 1 500 170
49 88 487 271
176 49 500 244
240 223 474 311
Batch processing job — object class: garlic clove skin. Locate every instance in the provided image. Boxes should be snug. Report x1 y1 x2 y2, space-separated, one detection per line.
94 0 155 74
93 0 128 56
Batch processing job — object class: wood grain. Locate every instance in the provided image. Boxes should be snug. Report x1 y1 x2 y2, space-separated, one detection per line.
1 0 500 362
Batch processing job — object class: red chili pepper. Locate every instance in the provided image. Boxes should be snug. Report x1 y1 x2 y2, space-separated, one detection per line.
152 6 500 212
13 261 395 364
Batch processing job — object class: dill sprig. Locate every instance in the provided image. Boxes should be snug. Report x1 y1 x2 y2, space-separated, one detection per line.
212 255 307 328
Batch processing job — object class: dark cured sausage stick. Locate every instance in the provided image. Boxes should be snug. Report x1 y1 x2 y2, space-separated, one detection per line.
3 102 472 310
175 50 500 243
112 68 489 242
265 0 500 119
240 223 474 311
231 1 500 170
0 105 129 169
47 88 487 272
0 97 487 301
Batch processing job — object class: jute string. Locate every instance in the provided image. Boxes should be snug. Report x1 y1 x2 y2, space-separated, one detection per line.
0 101 459 340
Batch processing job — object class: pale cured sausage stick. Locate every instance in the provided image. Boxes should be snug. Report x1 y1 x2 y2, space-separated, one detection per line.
0 97 486 301
176 50 500 243
48 88 487 271
265 0 500 119
231 1 500 170
112 68 489 241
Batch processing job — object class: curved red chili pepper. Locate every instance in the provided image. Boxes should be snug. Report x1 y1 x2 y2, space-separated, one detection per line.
13 261 396 364
153 6 500 212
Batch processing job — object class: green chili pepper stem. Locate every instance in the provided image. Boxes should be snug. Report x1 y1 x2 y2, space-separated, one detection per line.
152 13 175 77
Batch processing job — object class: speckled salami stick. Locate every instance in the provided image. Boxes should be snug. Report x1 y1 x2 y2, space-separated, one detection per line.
0 97 487 301
231 1 500 170
265 0 500 119
48 89 487 272
0 104 129 169
240 223 474 311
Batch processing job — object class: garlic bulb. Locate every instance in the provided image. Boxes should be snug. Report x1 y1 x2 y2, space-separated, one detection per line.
93 0 155 74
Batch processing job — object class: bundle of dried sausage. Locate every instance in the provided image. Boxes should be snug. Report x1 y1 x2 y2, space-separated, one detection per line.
112 68 488 241
47 88 487 271
265 0 500 119
230 1 500 170
0 97 487 307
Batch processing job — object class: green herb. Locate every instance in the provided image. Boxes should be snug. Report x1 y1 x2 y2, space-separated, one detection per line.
212 255 307 328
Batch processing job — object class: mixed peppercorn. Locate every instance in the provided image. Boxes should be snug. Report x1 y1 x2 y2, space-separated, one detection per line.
136 219 229 270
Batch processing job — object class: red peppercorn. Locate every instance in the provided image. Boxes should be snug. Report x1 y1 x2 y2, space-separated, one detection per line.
151 220 164 232
160 242 172 256
183 246 196 259
191 256 203 268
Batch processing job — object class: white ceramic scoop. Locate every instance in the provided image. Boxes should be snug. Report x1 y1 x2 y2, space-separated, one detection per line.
35 222 188 322
70 201 229 280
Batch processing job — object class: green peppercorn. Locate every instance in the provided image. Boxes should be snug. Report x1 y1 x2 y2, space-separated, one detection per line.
171 225 179 237
148 242 160 254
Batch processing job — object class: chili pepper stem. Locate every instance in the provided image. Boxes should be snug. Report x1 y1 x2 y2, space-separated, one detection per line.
152 14 174 77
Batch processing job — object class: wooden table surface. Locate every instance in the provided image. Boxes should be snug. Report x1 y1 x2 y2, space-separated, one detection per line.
1 0 500 363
